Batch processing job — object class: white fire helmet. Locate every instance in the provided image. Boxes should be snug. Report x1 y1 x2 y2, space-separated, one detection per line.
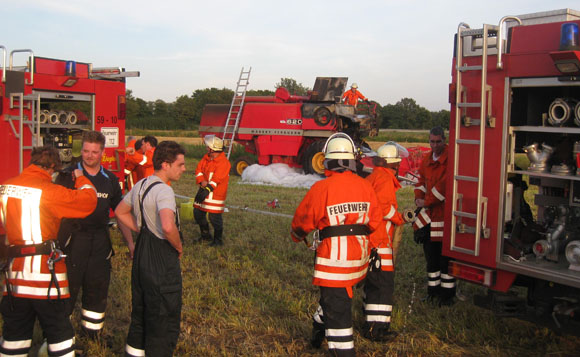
323 133 356 160
377 143 402 163
351 83 358 89
204 135 224 151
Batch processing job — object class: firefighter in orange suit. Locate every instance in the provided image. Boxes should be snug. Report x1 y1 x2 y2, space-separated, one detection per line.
125 135 156 182
0 146 97 356
124 138 142 190
363 143 407 341
291 133 381 357
341 83 367 107
193 135 231 246
414 126 456 306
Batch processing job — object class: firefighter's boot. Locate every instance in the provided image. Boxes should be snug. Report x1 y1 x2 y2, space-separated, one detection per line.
198 224 212 243
210 229 223 247
310 321 325 349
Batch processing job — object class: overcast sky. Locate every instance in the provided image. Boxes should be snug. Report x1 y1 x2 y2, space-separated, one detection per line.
5 1 580 111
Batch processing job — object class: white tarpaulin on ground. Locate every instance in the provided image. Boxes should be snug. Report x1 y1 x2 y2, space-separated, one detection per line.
240 163 323 188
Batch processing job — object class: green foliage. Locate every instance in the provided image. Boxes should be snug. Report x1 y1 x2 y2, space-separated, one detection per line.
380 98 450 130
48 175 579 356
125 83 449 131
275 78 311 95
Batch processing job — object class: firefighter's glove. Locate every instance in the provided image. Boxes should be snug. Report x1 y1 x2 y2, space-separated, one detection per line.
413 224 430 245
194 186 212 204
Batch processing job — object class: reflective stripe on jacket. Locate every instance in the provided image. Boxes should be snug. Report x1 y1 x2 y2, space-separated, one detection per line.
291 170 381 287
0 165 97 299
366 167 403 271
194 152 231 214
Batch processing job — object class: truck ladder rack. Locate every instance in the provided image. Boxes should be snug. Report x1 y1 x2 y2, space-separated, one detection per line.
450 18 520 256
5 93 41 173
222 67 251 159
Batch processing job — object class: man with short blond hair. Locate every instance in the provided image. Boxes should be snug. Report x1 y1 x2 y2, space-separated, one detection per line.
56 130 134 340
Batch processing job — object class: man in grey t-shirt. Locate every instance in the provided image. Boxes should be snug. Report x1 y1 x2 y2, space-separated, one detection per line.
115 141 185 357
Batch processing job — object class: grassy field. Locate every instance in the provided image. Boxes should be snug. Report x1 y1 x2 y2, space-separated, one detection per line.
51 151 578 356
8 141 580 356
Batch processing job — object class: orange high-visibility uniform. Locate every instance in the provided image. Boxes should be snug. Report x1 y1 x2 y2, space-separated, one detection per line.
342 89 367 106
124 139 140 190
0 165 97 299
365 166 404 271
127 147 155 181
291 170 382 288
194 152 231 214
414 145 448 241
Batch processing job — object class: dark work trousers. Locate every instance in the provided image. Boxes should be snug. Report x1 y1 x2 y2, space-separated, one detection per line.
125 226 182 357
422 239 456 299
0 297 75 356
363 270 394 337
194 208 223 232
66 228 112 333
316 286 355 357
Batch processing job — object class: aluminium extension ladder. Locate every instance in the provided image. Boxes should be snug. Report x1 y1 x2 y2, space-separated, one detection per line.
222 67 251 159
450 17 520 256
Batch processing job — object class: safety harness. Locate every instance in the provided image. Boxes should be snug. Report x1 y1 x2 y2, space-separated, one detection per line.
2 239 65 300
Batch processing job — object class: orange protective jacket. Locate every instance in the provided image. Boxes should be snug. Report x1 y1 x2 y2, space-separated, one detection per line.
291 170 382 288
194 152 231 214
342 89 367 106
0 165 97 299
124 139 141 190
366 166 404 271
414 145 448 241
127 147 155 181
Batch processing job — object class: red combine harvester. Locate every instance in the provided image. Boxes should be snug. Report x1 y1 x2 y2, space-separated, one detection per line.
199 75 378 175
445 9 580 332
0 47 138 186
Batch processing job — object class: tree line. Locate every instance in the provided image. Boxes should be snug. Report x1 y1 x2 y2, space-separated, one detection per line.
125 78 450 130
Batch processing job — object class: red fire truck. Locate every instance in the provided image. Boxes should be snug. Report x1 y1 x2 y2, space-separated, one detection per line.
445 9 580 331
0 47 138 186
199 76 378 175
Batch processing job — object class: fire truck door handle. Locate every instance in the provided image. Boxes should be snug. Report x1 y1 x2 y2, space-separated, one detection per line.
9 49 34 85
481 197 490 239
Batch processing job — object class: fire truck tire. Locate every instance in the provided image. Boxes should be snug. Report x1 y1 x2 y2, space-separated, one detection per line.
232 156 255 176
302 140 326 175
313 107 333 126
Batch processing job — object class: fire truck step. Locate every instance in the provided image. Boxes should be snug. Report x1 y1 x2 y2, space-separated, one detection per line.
474 291 526 317
457 102 482 108
458 65 483 72
453 210 477 219
456 139 480 145
455 175 478 182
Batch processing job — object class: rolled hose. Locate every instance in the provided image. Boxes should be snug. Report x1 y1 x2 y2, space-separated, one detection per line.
402 208 416 223
575 102 580 127
39 110 49 124
57 111 68 124
48 111 59 125
67 111 78 125
548 98 577 126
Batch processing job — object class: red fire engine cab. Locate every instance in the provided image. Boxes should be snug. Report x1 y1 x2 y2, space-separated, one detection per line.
445 9 580 331
0 47 138 186
199 75 378 175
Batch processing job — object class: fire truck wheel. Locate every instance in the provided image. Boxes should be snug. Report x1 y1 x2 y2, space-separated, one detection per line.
232 156 255 176
302 140 326 175
313 107 333 126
